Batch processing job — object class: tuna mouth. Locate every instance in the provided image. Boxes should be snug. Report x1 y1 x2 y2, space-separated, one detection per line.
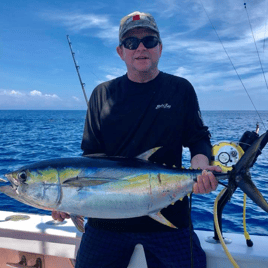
0 177 8 183
4 174 19 189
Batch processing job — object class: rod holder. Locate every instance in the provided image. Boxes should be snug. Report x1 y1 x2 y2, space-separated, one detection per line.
206 186 236 244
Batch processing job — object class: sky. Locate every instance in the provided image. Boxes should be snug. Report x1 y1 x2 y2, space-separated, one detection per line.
0 0 268 110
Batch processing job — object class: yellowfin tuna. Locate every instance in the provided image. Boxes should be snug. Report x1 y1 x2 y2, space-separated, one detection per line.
1 132 268 232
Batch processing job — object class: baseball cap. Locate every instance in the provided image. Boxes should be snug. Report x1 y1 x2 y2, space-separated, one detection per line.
119 11 161 43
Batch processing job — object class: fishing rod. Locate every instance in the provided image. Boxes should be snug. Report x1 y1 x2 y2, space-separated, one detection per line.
66 35 89 108
199 0 267 131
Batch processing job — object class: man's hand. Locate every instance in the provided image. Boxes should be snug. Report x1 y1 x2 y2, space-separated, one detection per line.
193 166 221 194
52 210 70 222
191 154 222 194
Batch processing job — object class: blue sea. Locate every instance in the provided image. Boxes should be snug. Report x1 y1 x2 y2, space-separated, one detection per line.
0 110 267 236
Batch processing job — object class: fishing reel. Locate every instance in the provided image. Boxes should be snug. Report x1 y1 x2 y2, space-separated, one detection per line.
211 141 244 172
211 124 261 172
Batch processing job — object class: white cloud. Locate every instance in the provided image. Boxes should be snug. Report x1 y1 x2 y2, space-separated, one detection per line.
72 96 80 101
29 90 42 96
0 90 25 97
47 94 59 99
0 89 59 109
3 1 267 111
147 0 181 18
29 90 60 99
93 67 126 85
44 12 118 42
58 13 109 31
96 26 118 42
0 89 60 102
173 67 191 77
106 75 117 80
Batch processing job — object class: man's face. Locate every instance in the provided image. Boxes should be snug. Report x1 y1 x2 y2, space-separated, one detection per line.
116 28 162 77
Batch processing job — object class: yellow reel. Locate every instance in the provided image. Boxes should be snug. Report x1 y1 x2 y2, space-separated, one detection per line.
211 141 244 172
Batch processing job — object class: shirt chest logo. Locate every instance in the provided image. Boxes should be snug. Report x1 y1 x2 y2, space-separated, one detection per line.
155 103 171 110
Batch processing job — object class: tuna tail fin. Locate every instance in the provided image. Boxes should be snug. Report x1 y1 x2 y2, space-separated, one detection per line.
237 172 268 212
234 130 268 174
231 131 268 212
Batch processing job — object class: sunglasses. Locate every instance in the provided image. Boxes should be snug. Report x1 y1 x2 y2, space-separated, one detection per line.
120 36 160 50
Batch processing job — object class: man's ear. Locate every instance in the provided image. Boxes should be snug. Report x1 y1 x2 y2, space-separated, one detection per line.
159 43 163 57
116 46 124 60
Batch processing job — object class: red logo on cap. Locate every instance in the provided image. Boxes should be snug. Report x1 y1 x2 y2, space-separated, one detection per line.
133 15 140 21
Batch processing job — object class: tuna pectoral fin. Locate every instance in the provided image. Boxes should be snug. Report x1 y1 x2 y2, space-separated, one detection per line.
149 212 177 229
237 177 268 213
70 215 85 233
63 177 115 187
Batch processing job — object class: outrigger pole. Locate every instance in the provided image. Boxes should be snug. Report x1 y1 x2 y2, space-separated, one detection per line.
66 35 89 108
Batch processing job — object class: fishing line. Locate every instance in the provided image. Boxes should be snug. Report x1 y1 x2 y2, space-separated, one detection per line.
244 3 268 93
263 1 267 52
188 192 194 268
218 181 228 188
199 0 267 131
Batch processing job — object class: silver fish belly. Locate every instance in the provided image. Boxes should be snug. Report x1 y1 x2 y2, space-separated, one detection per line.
57 170 195 220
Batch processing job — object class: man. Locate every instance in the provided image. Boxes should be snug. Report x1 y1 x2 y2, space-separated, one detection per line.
53 11 221 267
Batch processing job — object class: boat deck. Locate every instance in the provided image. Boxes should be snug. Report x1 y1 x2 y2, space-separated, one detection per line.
0 211 267 267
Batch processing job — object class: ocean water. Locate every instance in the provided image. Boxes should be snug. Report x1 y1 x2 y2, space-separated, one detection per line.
0 110 267 236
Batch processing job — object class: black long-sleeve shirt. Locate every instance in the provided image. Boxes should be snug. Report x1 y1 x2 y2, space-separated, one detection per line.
81 71 212 232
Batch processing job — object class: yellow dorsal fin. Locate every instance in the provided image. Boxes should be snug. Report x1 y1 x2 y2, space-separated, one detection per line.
136 147 162 161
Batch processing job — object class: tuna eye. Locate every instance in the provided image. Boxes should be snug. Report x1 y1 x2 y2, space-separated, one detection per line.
18 172 27 182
